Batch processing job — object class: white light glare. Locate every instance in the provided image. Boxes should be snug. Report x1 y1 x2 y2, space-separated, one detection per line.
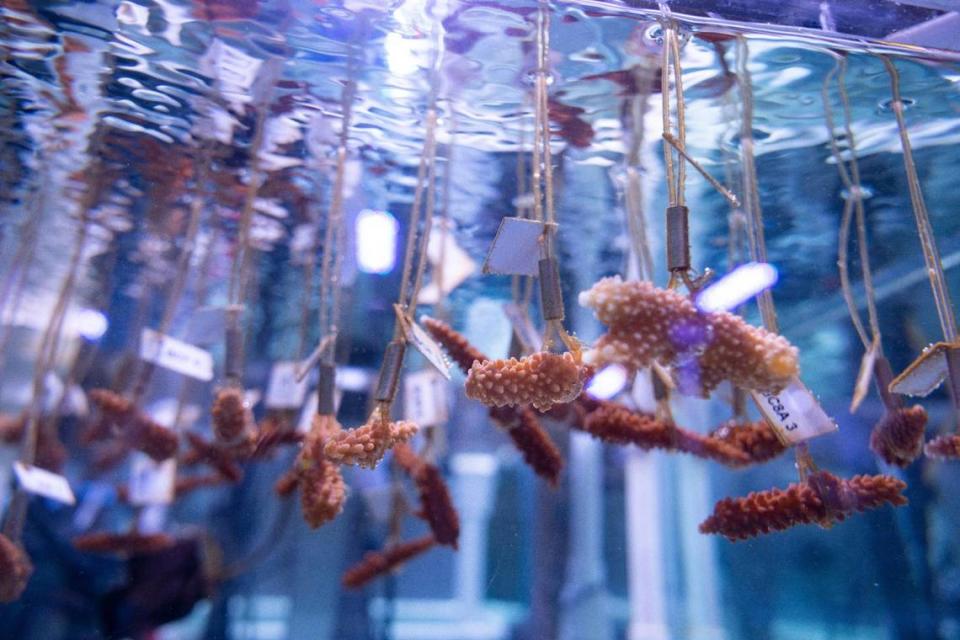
355 209 398 275
73 309 109 341
586 364 628 400
696 262 779 313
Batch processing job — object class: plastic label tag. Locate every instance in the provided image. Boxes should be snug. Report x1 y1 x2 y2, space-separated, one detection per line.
266 361 309 409
128 454 176 506
72 483 112 531
186 305 227 345
631 369 657 413
890 341 960 397
141 328 214 381
418 220 477 304
14 462 75 505
393 307 451 379
503 302 541 355
751 377 838 445
482 217 545 276
403 369 449 427
850 337 879 413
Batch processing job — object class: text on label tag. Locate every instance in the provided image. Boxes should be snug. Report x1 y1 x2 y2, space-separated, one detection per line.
266 361 310 409
750 377 838 445
404 369 450 427
14 461 76 505
140 328 214 381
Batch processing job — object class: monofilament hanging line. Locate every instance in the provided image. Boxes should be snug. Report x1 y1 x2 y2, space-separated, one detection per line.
822 55 880 352
625 64 655 282
881 55 956 343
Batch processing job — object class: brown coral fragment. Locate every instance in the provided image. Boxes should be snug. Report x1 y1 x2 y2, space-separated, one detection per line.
465 351 586 412
73 531 175 555
870 405 928 467
299 457 346 529
422 316 487 373
393 444 460 548
490 406 563 486
88 389 178 462
924 433 960 460
0 533 32 603
342 534 436 589
578 277 798 395
323 408 417 469
710 420 788 467
211 386 250 443
183 432 244 483
699 471 907 541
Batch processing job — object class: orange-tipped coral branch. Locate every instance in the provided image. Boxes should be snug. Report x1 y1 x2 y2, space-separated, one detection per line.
342 534 436 589
870 405 927 467
0 533 32 603
422 316 486 373
924 433 960 460
393 444 460 548
72 531 175 555
578 277 798 395
323 407 417 469
700 471 907 541
465 351 586 412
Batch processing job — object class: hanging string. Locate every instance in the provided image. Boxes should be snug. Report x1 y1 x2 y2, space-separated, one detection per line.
624 64 655 282
881 55 956 343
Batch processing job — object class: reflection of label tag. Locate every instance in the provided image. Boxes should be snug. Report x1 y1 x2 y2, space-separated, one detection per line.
296 387 343 433
850 338 879 413
14 462 75 505
482 217 545 276
140 328 214 381
128 454 176 506
393 307 451 379
266 361 309 409
418 220 477 304
890 341 960 397
404 369 449 427
503 302 541 355
751 377 838 444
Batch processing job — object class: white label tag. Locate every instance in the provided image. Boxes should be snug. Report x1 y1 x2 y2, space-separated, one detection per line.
630 369 657 413
418 219 477 304
128 454 176 506
404 369 449 427
751 377 838 445
482 217 545 276
14 461 76 505
266 361 308 409
393 307 451 379
850 338 879 414
502 303 541 355
140 328 214 381
890 341 959 397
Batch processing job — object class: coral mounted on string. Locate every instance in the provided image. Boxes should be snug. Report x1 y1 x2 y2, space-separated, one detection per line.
709 419 788 467
323 406 417 469
870 405 928 467
700 471 907 541
211 386 252 444
0 533 32 603
578 277 798 395
465 350 588 412
341 534 437 589
275 414 347 529
393 443 460 548
88 389 179 462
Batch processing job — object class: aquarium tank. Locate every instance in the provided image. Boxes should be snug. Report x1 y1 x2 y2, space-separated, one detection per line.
1 0 960 638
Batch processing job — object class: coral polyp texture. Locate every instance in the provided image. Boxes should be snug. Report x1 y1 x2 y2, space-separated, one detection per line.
924 433 960 460
211 386 250 443
393 444 460 548
299 457 346 529
869 405 928 467
183 432 244 483
0 534 32 603
342 534 436 589
709 420 788 467
578 400 750 466
72 531 176 555
422 316 486 372
699 471 907 541
323 408 417 468
578 277 799 395
465 351 586 412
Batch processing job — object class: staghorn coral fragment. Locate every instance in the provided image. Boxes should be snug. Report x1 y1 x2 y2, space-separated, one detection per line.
578 277 798 395
298 457 346 528
579 401 750 466
699 471 907 541
274 468 300 497
490 406 563 486
88 389 178 462
211 386 250 443
424 318 564 485
0 533 32 603
183 432 244 483
323 408 417 469
709 420 788 467
393 443 460 548
132 416 180 462
73 531 175 555
465 351 586 412
870 405 928 467
342 534 436 589
421 316 487 373
924 433 960 460
250 414 303 459
0 414 68 472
